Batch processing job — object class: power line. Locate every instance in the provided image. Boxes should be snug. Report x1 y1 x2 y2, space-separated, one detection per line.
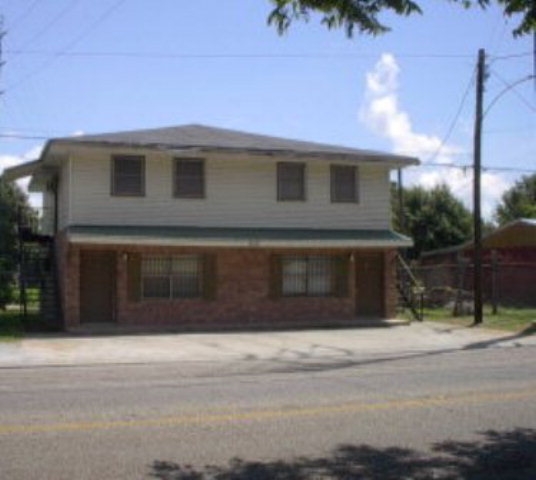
424 69 476 164
484 126 535 134
6 49 530 61
15 0 83 52
0 133 49 140
6 0 41 32
5 0 127 92
490 51 533 61
483 166 536 173
408 163 536 174
1 132 533 175
3 49 477 60
487 70 536 115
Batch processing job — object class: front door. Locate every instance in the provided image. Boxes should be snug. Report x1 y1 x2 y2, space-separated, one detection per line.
80 251 116 323
355 252 384 317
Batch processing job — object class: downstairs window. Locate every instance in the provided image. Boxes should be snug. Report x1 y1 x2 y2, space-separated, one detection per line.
271 254 349 298
141 255 202 299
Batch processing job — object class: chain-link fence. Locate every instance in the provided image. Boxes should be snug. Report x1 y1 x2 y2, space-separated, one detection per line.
414 259 536 312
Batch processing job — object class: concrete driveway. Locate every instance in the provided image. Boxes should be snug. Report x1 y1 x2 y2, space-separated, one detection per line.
1 321 535 368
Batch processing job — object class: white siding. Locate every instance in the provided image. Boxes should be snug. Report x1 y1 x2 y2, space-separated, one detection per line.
41 190 55 235
67 150 391 230
57 159 70 230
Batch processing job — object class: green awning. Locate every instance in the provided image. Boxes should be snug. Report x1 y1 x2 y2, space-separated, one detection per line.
67 225 413 248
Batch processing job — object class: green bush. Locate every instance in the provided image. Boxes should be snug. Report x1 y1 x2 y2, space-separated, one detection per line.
0 310 23 339
0 259 15 309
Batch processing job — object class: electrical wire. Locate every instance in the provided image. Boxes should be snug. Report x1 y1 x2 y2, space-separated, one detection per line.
5 0 126 92
0 133 49 140
486 70 536 115
15 0 83 52
6 0 41 32
407 163 536 174
4 50 477 60
490 51 533 61
423 69 476 165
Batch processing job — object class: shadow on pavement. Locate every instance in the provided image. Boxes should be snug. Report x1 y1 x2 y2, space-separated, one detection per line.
149 427 536 479
462 323 536 350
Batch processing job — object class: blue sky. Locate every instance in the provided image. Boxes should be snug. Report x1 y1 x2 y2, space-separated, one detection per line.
0 0 534 219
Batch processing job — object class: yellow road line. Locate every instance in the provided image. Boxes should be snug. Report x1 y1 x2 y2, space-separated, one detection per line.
1 387 535 435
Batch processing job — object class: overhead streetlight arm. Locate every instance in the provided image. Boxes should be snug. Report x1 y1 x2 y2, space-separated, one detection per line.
483 75 536 119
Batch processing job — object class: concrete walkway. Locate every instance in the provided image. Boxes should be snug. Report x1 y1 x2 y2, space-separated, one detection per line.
0 322 535 368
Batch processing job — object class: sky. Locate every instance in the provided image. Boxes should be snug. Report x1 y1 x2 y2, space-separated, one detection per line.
0 0 534 220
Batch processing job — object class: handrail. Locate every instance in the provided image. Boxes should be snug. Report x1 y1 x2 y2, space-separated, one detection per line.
397 254 421 287
396 254 424 321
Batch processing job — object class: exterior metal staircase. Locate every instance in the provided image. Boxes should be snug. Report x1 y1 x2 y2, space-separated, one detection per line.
396 254 424 322
17 210 61 331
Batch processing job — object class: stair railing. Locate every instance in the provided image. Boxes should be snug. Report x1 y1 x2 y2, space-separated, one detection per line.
396 254 425 321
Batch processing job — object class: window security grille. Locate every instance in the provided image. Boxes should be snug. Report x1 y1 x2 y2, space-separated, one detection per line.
142 255 201 299
112 155 145 196
331 165 358 203
281 255 332 296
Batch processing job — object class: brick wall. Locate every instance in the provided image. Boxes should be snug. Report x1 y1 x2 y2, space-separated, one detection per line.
59 243 398 329
383 249 398 318
54 232 80 328
55 234 81 328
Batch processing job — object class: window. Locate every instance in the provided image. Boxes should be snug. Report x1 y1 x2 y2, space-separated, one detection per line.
111 155 145 196
142 255 202 299
331 165 358 203
174 158 205 198
281 255 333 297
277 162 305 201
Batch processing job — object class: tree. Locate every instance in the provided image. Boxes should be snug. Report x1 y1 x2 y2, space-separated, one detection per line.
494 173 536 225
268 0 535 38
392 183 473 258
0 178 34 309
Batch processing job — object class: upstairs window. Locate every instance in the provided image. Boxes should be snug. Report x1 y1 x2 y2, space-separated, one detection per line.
111 155 145 197
331 165 358 203
277 162 305 201
174 158 205 198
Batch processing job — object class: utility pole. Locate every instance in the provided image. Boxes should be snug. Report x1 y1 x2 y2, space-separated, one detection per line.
473 48 485 325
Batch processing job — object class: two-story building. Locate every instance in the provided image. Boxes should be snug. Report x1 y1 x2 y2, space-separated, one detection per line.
3 124 418 330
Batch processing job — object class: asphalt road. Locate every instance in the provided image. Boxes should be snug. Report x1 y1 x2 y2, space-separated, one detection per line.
1 345 535 479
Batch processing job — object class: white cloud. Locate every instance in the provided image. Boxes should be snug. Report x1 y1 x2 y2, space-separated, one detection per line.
359 53 511 220
0 145 43 175
0 154 25 173
0 144 44 207
407 167 510 219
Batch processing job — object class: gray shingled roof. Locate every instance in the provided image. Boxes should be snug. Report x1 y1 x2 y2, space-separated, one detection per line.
53 124 418 165
2 124 419 182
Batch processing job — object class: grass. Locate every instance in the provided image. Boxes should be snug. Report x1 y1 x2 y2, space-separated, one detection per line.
0 309 24 341
405 305 536 333
0 303 43 341
0 287 44 340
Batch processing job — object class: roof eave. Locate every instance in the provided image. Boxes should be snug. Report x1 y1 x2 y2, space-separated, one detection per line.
68 234 413 249
1 159 44 182
48 138 419 167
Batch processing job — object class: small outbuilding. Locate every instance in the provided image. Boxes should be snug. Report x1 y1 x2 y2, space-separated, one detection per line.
419 219 536 307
